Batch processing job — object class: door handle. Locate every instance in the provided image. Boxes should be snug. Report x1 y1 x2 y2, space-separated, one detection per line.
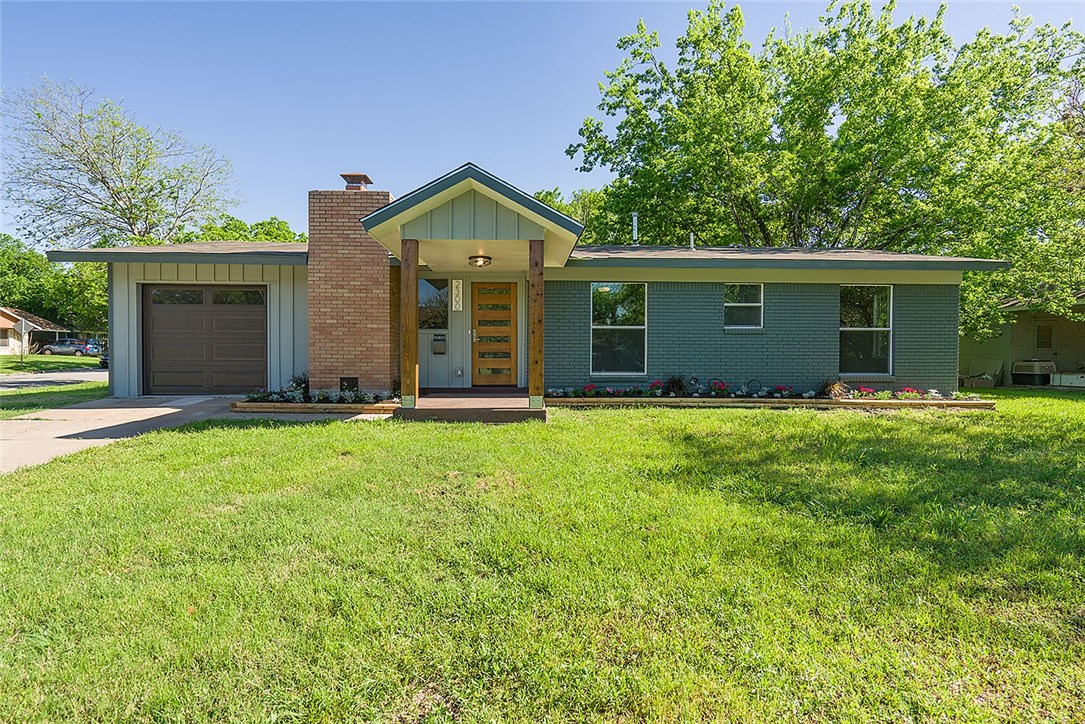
470 329 478 342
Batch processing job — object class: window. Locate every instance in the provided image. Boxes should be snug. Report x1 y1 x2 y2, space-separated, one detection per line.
151 289 203 305
212 289 265 305
1036 323 1054 351
724 284 763 328
419 279 449 330
591 282 646 374
840 285 892 374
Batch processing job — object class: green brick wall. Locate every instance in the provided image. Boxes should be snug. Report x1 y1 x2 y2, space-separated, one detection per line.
543 281 960 393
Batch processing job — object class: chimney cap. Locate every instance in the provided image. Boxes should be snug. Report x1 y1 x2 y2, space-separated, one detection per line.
341 173 373 189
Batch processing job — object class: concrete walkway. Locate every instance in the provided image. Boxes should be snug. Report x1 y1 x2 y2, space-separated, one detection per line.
0 396 376 473
0 368 109 390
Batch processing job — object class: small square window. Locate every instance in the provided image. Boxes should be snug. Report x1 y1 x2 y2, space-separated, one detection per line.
724 284 763 328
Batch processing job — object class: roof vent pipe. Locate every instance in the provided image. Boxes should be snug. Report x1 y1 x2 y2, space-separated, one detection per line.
689 231 695 250
632 212 639 246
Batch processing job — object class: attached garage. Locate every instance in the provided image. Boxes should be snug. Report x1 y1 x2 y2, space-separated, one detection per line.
142 285 268 394
47 242 309 397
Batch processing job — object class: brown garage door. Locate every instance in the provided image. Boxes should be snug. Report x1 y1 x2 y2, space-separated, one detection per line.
142 285 268 394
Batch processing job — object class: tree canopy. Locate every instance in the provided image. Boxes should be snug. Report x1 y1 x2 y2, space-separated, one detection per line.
0 235 106 331
2 77 235 248
187 215 307 243
568 0 1085 337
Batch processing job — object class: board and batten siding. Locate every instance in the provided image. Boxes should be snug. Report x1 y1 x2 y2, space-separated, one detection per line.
401 189 546 241
543 281 960 393
108 262 308 397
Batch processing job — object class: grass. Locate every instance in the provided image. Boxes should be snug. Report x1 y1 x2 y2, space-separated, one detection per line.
0 382 110 420
0 388 1082 720
0 354 102 374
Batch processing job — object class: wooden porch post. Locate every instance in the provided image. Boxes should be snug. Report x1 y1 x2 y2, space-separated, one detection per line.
528 238 545 409
400 238 419 408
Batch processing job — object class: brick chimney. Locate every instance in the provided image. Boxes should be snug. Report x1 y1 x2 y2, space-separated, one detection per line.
307 173 399 393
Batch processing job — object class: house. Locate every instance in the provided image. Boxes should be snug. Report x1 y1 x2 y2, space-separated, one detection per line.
960 292 1085 388
48 163 1006 406
0 308 67 355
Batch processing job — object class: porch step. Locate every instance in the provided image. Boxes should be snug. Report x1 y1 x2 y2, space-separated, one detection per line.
394 406 546 423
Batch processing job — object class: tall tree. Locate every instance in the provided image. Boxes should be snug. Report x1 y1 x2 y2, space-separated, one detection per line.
533 188 611 244
0 234 107 330
569 1 1085 336
2 77 236 248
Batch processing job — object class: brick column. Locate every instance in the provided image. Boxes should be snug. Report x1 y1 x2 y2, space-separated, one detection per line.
307 187 396 392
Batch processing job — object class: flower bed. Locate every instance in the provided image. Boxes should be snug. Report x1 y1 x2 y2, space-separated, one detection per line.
232 379 400 414
545 379 993 410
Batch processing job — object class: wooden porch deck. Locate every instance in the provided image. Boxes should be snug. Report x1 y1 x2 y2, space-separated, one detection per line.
394 388 546 423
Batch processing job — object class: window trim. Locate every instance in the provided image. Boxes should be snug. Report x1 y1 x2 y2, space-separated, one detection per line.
1035 322 1054 352
589 281 648 376
724 282 764 329
839 284 893 376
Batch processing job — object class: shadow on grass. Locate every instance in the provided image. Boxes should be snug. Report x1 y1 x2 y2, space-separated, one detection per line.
0 382 109 418
650 409 1084 584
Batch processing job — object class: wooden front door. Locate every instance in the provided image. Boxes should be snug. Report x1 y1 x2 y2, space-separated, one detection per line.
471 282 517 386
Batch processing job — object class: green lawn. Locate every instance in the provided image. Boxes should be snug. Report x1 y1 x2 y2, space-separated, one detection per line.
0 390 1082 720
0 381 109 420
0 354 102 374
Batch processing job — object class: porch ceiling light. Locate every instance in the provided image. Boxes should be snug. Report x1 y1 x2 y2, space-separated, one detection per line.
468 255 492 268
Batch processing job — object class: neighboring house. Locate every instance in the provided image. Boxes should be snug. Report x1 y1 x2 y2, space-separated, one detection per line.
49 163 1006 403
0 308 67 355
960 293 1085 387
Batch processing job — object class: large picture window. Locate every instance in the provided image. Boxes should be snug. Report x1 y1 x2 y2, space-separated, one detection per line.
591 282 646 374
840 285 892 374
419 279 449 329
724 283 763 328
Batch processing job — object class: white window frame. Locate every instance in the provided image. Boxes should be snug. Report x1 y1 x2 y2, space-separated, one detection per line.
590 282 648 376
724 282 764 329
839 284 893 376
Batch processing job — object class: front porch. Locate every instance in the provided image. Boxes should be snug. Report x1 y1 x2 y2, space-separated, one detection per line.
360 163 584 418
394 388 546 422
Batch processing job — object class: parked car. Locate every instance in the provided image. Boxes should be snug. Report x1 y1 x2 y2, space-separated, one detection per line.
39 338 102 357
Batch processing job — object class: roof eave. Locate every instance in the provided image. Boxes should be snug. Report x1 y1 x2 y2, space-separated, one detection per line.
47 250 309 266
563 257 1010 271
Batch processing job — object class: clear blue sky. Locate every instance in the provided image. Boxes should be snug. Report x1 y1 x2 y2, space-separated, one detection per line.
2 1 1079 234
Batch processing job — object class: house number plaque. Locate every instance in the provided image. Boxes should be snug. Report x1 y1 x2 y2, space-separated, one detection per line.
451 279 463 311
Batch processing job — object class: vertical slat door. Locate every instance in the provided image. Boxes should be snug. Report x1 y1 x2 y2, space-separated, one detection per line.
471 282 517 386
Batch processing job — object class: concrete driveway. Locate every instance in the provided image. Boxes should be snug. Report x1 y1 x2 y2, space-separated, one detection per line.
0 368 109 390
0 396 373 473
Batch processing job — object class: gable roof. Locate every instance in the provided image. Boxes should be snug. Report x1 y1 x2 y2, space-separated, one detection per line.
362 162 584 237
0 307 67 331
360 163 584 267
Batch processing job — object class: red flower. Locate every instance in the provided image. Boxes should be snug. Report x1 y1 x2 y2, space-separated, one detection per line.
711 380 728 390
583 383 597 392
649 380 663 389
775 385 792 392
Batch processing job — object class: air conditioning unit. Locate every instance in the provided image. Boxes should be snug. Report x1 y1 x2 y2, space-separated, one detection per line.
1012 359 1055 385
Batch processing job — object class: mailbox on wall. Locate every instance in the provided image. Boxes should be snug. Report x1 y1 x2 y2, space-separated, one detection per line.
431 334 447 355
